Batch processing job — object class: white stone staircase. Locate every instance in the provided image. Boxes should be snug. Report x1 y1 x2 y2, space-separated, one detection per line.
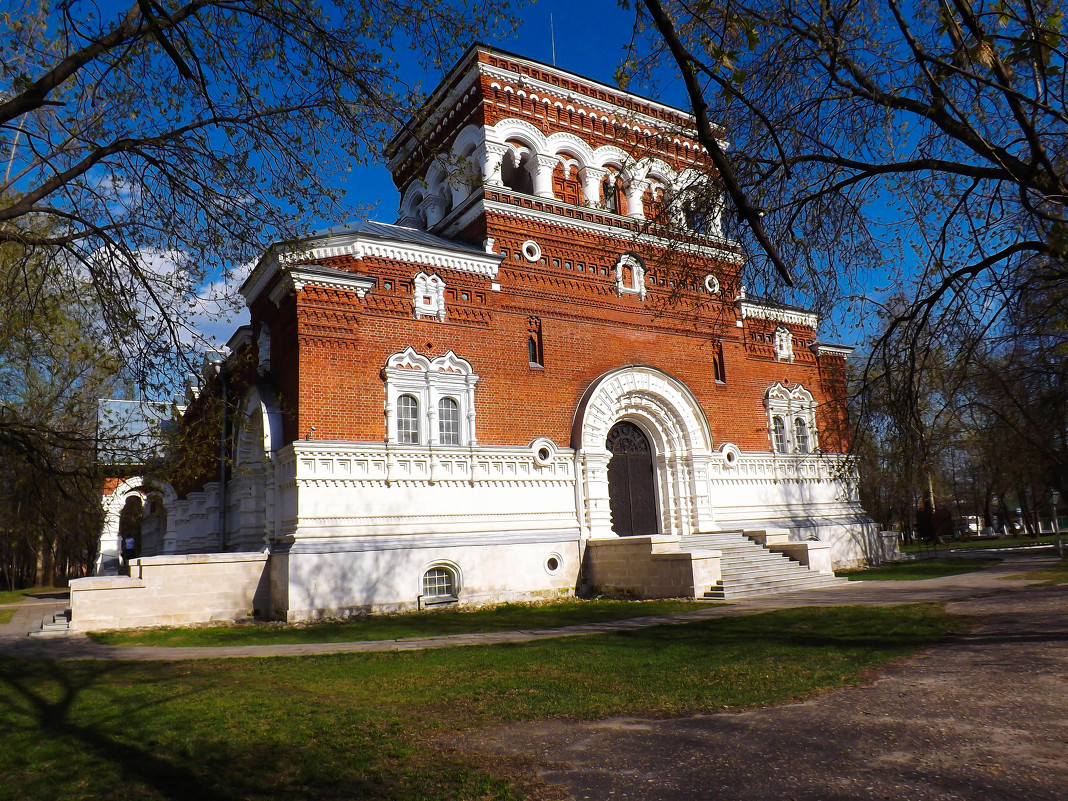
29 609 73 638
682 531 847 600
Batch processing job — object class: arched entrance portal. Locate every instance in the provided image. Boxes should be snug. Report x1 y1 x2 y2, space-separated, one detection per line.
96 477 178 574
606 421 659 536
573 366 717 539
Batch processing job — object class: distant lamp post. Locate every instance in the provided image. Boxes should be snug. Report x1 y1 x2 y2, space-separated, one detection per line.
1051 490 1063 559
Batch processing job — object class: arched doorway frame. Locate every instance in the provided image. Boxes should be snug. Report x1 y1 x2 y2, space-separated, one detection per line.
229 383 284 550
97 477 177 573
572 365 716 539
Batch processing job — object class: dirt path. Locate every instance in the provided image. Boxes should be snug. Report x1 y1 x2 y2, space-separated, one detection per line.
466 581 1068 800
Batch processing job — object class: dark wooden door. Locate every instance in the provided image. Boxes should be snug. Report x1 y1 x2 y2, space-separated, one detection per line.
606 421 659 536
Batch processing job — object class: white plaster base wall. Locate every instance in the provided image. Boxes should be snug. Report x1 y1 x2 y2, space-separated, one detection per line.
583 536 723 599
707 453 876 569
275 536 580 620
269 441 584 618
70 552 269 631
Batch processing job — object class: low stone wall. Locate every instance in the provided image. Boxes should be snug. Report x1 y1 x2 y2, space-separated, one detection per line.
69 552 270 631
877 531 903 564
768 541 834 574
583 537 722 599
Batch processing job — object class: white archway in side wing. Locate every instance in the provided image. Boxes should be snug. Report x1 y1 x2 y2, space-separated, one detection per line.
572 365 716 539
97 477 177 573
229 384 284 550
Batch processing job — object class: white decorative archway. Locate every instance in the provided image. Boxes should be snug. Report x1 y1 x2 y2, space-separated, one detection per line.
97 476 178 573
229 384 284 550
572 366 716 539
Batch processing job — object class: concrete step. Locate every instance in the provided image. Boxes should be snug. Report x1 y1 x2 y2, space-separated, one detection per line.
684 530 846 600
29 609 72 638
704 576 846 601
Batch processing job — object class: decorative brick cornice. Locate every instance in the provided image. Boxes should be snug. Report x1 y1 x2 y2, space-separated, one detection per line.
470 191 743 264
811 342 855 358
264 264 377 307
242 229 502 307
737 299 819 330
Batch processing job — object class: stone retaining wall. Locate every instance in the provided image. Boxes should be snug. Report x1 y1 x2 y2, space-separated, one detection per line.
69 552 269 631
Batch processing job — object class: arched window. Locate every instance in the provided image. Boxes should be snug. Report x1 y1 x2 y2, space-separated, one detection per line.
765 382 818 455
438 397 461 446
772 416 787 453
501 143 534 194
397 394 419 444
527 316 544 367
712 340 726 383
602 170 627 215
642 180 667 222
384 348 479 447
422 565 457 600
793 417 810 454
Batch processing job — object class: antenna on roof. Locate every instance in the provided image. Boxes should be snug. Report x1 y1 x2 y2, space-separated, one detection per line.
550 13 556 66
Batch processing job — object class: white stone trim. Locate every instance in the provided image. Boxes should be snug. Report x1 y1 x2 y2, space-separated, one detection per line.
811 342 855 357
382 348 478 447
575 366 716 539
480 194 743 263
738 299 819 329
244 232 502 306
521 240 542 262
614 252 647 300
764 382 819 455
413 272 447 321
265 265 377 306
774 325 794 362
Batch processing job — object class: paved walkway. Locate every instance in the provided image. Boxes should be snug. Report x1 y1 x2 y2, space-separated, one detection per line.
467 556 1068 801
0 555 1056 661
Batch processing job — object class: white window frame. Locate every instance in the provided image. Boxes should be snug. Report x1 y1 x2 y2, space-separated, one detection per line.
772 415 787 453
420 560 462 605
383 347 479 447
413 271 447 321
614 252 647 300
396 394 420 445
437 396 461 445
793 416 811 454
764 382 819 455
774 325 795 362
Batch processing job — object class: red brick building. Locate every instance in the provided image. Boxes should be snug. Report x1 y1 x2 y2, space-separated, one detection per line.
147 45 875 620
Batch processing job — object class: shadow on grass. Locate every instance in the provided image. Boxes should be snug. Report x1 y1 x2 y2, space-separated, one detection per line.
0 657 409 800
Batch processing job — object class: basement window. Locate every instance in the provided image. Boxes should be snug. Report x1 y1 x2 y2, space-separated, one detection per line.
422 565 458 604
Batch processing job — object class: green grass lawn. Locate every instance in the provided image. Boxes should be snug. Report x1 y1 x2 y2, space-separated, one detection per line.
901 534 1059 553
0 608 14 625
839 557 1000 581
87 598 713 647
1 604 961 800
0 586 67 605
1011 557 1068 585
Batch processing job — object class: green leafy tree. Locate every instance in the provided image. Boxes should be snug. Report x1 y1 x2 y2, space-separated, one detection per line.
0 233 118 587
0 0 517 432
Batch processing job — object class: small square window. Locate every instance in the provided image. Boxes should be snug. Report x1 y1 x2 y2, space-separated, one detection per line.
565 261 572 269
461 291 469 301
384 280 392 291
552 258 560 267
